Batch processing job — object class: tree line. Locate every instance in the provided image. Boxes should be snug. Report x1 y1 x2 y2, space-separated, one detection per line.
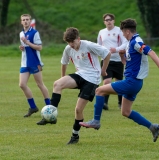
0 0 159 40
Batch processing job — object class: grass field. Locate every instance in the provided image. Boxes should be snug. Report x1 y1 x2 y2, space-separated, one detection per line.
1 55 159 160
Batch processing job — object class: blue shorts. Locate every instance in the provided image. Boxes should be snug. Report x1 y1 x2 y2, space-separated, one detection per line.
20 66 41 74
111 77 143 101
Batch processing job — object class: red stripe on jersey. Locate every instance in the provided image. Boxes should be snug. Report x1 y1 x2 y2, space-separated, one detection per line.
70 57 74 64
117 34 120 46
87 52 94 67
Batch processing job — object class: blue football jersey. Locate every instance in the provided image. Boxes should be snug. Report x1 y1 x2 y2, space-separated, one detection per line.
124 34 151 79
20 27 43 67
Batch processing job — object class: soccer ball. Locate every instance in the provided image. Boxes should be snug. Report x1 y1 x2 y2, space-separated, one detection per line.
41 105 58 122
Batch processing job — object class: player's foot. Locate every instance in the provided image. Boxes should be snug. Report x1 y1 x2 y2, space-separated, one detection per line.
24 107 39 117
150 124 159 142
67 135 79 145
103 103 109 110
36 118 57 125
118 104 121 109
79 119 100 130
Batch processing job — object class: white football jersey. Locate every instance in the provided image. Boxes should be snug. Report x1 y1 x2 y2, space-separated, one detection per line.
61 40 109 85
97 26 128 61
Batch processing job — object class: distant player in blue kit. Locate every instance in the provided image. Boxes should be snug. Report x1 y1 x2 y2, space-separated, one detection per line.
19 14 50 117
80 18 159 142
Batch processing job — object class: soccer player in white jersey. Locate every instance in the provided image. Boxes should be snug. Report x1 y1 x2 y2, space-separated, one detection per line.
19 14 50 117
37 27 111 144
80 18 159 142
97 13 128 110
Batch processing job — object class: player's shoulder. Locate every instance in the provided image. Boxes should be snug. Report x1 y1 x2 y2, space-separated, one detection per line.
113 26 121 32
64 44 72 52
99 28 107 33
81 40 95 47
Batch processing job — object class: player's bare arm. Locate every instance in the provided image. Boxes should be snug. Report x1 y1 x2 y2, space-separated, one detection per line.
148 50 159 68
119 49 126 65
101 52 111 77
61 64 67 77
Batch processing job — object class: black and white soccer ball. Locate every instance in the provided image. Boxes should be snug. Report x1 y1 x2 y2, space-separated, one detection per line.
41 105 58 122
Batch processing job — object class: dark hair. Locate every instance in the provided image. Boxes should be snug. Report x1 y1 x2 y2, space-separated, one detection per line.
120 18 137 33
103 13 115 20
63 27 79 42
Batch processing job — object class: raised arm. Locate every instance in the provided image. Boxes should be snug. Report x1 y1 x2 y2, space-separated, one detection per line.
148 50 159 68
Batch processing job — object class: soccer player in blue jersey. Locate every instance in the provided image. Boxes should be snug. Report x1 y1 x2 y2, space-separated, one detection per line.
80 18 159 142
19 14 50 117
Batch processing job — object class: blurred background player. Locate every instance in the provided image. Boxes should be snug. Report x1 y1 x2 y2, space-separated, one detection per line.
37 27 111 144
19 14 50 117
97 13 128 110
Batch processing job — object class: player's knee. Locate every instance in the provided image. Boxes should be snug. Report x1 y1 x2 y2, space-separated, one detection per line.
53 80 63 91
19 83 26 89
95 87 104 96
75 107 82 115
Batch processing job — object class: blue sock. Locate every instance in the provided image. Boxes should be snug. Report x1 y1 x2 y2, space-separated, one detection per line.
94 95 104 121
45 98 51 105
128 110 152 128
27 98 37 109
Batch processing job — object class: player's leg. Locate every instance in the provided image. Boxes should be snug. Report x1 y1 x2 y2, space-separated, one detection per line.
67 80 98 144
79 84 117 129
37 74 77 125
101 60 113 110
19 68 38 117
33 71 50 105
103 78 111 110
79 78 139 129
122 97 159 142
67 98 88 144
114 61 124 109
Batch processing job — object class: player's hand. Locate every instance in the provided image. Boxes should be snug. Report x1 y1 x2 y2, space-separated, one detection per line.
21 37 28 44
110 47 116 53
119 49 126 56
101 69 107 77
19 45 24 51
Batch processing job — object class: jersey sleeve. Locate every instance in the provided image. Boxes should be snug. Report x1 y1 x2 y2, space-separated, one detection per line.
61 45 70 65
134 41 151 55
88 42 109 59
116 30 128 52
33 32 42 45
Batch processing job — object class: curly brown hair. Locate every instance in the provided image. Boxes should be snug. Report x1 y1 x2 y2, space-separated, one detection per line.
63 27 79 42
120 18 137 33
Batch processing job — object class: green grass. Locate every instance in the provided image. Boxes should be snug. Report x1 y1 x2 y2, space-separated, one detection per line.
1 54 159 160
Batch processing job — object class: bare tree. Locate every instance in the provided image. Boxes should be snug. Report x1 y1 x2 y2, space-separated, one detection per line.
1 0 10 27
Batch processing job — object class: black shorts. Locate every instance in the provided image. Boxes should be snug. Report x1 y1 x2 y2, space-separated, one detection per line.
101 60 124 80
69 73 99 102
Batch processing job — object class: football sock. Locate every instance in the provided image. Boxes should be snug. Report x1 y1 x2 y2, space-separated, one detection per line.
118 95 122 105
94 95 104 121
104 95 109 104
44 98 51 105
128 110 152 128
27 98 37 109
72 119 83 137
50 93 61 108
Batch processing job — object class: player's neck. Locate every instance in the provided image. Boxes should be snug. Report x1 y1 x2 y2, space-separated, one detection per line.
23 26 30 32
107 26 114 31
